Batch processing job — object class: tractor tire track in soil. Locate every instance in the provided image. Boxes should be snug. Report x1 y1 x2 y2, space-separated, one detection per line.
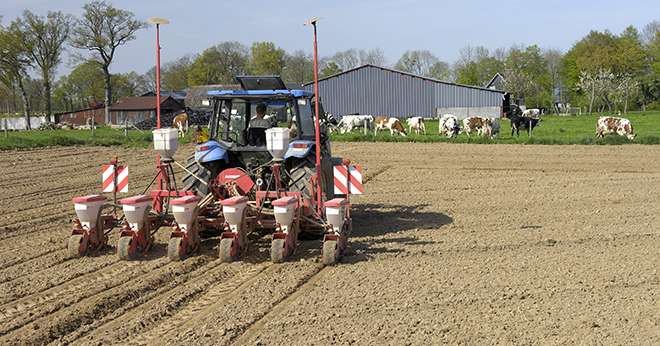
0 143 658 345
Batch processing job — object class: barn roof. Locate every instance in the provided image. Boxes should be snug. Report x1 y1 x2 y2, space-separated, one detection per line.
54 103 105 116
304 64 505 94
109 96 184 111
485 72 506 89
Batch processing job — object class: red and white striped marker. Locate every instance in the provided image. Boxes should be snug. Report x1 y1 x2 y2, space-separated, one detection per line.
333 164 364 195
102 164 128 193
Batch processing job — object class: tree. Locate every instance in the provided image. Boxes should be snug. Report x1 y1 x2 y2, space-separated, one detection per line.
320 61 342 78
187 42 249 85
453 46 503 86
394 50 445 78
328 48 385 70
0 24 33 128
429 61 451 80
249 41 285 75
639 23 660 109
544 48 564 104
123 71 151 95
504 45 552 107
14 10 71 122
641 20 660 46
331 49 360 70
282 50 312 84
161 55 193 90
358 48 386 66
70 1 144 123
53 61 106 111
615 75 640 114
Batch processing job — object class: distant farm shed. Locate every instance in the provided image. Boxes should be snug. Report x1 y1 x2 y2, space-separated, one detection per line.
304 64 506 119
109 96 184 127
55 103 105 126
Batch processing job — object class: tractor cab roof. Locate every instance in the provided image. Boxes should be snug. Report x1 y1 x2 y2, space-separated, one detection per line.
207 75 313 100
207 89 313 100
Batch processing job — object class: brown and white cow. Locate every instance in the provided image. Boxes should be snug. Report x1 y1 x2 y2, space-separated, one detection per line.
462 116 492 137
172 112 189 138
374 116 407 136
596 116 635 140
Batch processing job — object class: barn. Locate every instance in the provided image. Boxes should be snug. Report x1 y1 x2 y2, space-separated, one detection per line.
54 103 105 126
109 96 185 128
304 64 506 119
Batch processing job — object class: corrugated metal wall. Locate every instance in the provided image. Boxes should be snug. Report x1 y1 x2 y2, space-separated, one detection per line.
306 65 504 118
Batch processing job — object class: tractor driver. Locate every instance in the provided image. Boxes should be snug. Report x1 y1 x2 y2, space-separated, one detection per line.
249 104 272 129
248 103 270 146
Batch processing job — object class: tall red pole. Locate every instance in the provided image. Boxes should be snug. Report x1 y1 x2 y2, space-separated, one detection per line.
155 23 161 129
155 23 163 193
312 22 322 215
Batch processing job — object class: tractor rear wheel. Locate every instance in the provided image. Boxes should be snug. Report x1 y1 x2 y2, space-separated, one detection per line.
167 237 185 261
181 155 211 197
67 234 87 258
287 157 325 239
271 238 286 263
287 157 317 201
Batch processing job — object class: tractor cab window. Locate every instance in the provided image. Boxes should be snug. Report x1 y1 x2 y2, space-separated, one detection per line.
229 104 248 144
297 98 316 139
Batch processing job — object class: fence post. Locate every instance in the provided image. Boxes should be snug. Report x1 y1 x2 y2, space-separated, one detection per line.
91 114 95 138
363 119 367 135
3 118 8 138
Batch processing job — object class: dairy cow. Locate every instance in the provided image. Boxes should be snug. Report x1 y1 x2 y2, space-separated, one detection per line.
374 116 407 136
438 114 460 138
337 115 374 134
406 116 426 134
596 116 635 140
462 116 493 137
172 112 189 138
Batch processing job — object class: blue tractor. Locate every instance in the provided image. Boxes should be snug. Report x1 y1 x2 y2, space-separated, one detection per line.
180 76 350 263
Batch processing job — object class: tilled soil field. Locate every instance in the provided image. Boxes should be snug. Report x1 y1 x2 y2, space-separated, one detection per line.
0 143 658 345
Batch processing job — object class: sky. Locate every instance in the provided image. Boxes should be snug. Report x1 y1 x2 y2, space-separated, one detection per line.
1 0 658 77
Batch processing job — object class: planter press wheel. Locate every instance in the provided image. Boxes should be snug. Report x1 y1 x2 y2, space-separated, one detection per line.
117 236 134 260
271 238 286 263
322 239 339 265
67 234 88 258
218 238 236 263
167 237 185 261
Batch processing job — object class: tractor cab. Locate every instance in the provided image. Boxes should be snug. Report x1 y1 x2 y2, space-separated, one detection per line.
186 76 336 201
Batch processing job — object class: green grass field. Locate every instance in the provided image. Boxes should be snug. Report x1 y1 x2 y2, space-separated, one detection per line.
0 127 156 150
1 111 659 150
331 111 660 145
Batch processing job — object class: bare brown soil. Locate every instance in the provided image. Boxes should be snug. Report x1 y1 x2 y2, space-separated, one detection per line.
0 143 658 345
